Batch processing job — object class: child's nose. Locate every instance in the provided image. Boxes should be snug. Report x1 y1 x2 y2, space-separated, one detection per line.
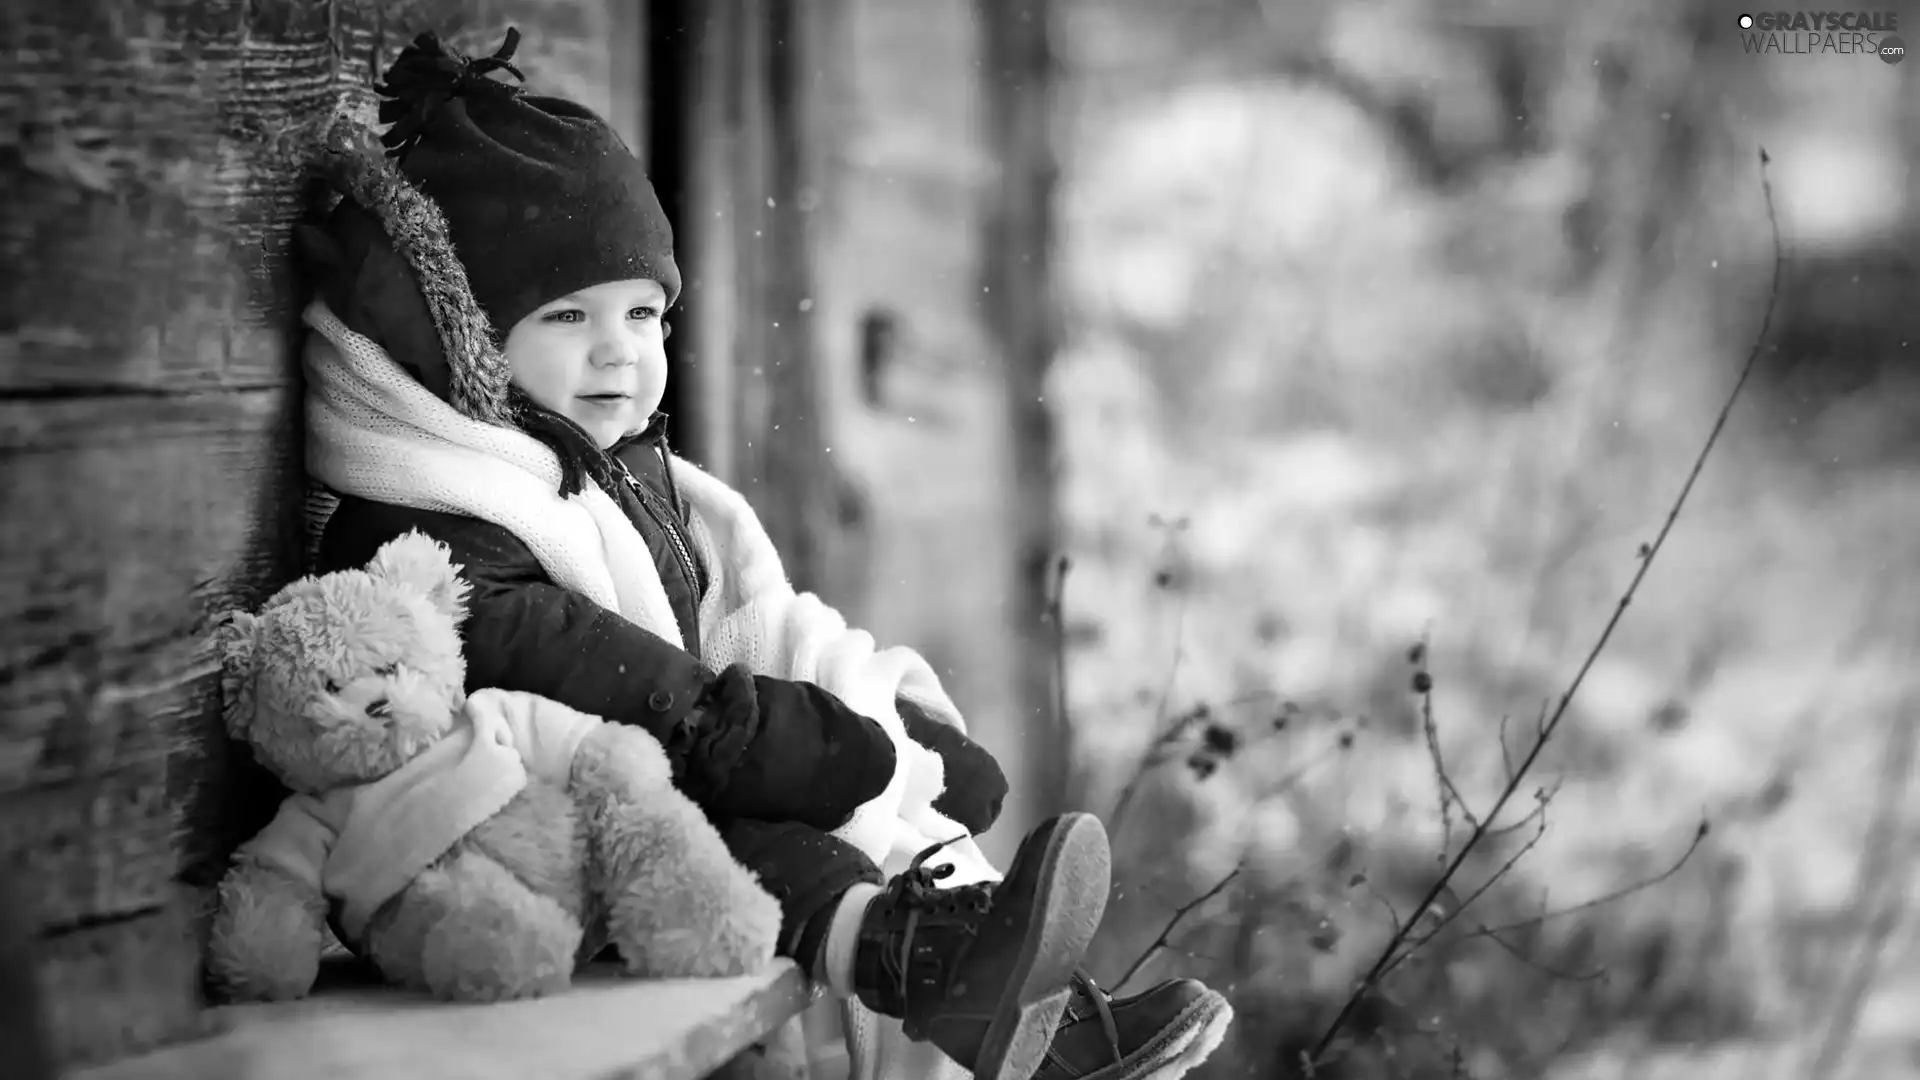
589 335 638 368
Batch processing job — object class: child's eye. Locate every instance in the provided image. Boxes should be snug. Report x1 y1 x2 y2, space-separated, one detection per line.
542 309 586 324
627 306 661 323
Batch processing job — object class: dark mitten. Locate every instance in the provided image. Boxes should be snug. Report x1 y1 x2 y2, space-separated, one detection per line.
673 665 898 831
898 697 1008 835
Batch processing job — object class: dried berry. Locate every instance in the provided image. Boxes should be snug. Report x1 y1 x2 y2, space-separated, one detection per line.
1203 723 1239 755
1407 641 1426 665
1411 670 1433 694
1338 731 1355 750
1187 752 1217 779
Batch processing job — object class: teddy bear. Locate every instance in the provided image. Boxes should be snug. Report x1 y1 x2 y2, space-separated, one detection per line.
204 529 783 1004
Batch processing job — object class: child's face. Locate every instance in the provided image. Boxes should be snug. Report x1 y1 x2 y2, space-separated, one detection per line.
503 278 670 449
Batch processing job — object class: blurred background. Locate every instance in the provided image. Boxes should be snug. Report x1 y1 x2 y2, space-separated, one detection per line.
5 0 1917 1078
810 1 1919 1078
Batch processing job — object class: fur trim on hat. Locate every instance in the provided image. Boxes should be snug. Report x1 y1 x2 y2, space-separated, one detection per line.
305 111 514 428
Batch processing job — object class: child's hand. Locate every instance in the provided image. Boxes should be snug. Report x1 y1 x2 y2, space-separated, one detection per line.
676 666 899 831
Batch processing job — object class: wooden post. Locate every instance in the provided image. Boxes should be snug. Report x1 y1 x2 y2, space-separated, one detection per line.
662 0 834 594
978 0 1074 813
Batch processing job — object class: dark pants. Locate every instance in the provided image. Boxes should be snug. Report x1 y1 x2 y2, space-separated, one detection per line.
718 699 1010 968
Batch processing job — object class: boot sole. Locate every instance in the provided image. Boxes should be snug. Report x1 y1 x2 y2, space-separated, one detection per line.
972 813 1112 1080
1069 989 1234 1080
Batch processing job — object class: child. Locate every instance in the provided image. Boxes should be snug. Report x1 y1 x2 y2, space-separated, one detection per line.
298 29 1229 1080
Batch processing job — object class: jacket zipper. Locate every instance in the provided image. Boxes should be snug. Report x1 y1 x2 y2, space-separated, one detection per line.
619 457 705 603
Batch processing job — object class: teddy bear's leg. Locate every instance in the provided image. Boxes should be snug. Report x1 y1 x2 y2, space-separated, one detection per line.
570 723 782 978
207 856 331 1002
369 846 584 1002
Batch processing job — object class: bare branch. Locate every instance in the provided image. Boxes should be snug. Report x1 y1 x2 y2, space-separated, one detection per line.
1467 818 1709 939
1115 863 1243 992
1421 679 1482 847
1109 529 1195 835
1477 924 1608 983
1393 793 1554 963
1483 778 1561 841
1359 876 1405 937
1306 147 1783 1067
1108 701 1204 836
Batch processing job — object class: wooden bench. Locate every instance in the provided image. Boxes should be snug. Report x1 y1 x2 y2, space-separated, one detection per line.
64 958 816 1080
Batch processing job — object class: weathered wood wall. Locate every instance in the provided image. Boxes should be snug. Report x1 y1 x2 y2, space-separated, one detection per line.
5 1 332 1063
0 0 650 1068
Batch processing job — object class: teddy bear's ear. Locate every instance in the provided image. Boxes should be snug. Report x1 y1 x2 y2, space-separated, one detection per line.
367 529 470 622
213 610 260 741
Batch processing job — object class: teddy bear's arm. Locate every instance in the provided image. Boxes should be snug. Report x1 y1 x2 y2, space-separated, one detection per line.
206 796 338 1003
465 686 609 785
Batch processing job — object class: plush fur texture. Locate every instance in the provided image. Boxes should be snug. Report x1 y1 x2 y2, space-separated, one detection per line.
308 112 513 427
206 531 782 1003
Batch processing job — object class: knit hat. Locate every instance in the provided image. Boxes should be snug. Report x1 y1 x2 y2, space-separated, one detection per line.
372 28 680 338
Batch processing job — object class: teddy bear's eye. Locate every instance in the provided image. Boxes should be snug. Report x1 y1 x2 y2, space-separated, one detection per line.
376 662 399 677
323 677 341 694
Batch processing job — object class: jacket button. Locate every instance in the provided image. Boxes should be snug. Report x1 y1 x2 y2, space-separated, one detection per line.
648 691 675 712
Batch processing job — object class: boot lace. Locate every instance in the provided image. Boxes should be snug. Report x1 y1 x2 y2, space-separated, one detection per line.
1066 969 1125 1066
878 836 994 1008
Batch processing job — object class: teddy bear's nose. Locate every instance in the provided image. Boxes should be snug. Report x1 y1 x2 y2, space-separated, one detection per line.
366 698 391 718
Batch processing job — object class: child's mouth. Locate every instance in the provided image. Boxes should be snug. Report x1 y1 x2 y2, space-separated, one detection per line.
577 393 630 409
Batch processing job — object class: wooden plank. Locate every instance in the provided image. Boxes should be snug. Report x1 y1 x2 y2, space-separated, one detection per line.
0 877 58 1080
65 961 814 1080
0 389 296 799
0 12 336 394
0 762 181 931
35 899 215 1068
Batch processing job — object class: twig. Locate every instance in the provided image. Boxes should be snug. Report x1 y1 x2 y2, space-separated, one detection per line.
1361 877 1405 937
1396 793 1554 958
1482 778 1560 841
1465 817 1709 940
1421 681 1482 844
1476 923 1608 982
1109 526 1194 835
1108 703 1202 836
1306 147 1783 1067
1115 863 1243 992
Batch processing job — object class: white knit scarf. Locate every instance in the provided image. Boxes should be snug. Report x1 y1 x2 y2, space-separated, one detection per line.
303 299 990 1080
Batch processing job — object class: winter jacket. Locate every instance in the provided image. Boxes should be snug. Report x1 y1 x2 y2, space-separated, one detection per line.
300 173 1005 837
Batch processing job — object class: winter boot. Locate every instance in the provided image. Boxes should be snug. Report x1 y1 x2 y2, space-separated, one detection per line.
853 813 1111 1080
1031 970 1234 1080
